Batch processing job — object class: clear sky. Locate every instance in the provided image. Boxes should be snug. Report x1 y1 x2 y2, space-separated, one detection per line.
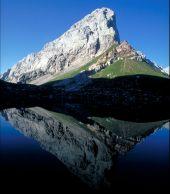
0 0 169 73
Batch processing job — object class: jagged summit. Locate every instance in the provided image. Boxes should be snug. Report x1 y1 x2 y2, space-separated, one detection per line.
2 7 120 84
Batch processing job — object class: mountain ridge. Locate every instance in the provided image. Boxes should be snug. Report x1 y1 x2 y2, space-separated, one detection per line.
1 7 168 85
1 7 120 84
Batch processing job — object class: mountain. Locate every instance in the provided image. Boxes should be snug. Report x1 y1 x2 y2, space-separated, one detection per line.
1 8 120 84
42 41 168 91
1 7 168 85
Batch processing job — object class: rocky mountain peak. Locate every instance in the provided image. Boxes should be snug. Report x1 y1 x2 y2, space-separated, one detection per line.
1 7 120 84
1 7 165 85
43 7 120 51
116 41 132 52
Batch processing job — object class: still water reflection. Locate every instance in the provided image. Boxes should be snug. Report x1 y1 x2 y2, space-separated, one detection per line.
0 107 169 193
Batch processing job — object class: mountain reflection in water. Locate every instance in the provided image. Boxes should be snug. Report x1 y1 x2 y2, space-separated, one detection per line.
0 106 169 193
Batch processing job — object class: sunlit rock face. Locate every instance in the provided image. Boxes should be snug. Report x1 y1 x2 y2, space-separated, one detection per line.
2 8 120 84
88 41 147 73
163 67 169 75
0 107 166 188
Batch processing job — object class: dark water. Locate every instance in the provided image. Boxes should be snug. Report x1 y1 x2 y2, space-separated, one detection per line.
0 107 169 193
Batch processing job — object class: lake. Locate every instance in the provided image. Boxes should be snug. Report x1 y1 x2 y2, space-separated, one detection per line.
0 106 169 193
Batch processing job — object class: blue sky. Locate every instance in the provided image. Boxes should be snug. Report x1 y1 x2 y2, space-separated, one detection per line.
1 0 169 73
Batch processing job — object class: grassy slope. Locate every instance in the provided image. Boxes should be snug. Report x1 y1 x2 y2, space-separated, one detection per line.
45 44 117 84
44 44 167 85
48 56 100 83
92 59 168 79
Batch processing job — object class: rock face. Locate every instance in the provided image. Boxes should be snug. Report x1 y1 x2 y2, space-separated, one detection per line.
88 41 147 73
115 41 145 60
2 8 120 84
163 66 169 75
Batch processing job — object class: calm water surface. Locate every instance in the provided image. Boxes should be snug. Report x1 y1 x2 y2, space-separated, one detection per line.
0 107 169 193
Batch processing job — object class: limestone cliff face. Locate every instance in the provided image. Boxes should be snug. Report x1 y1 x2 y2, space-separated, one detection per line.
2 8 120 84
0 107 166 188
